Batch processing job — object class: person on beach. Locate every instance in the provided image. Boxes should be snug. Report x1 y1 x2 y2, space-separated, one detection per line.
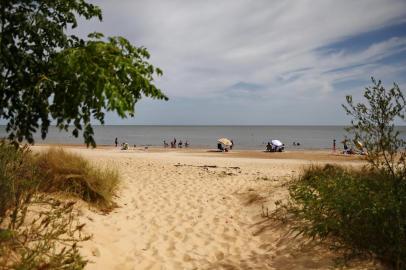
343 139 349 154
217 143 223 151
115 137 118 147
178 140 183 148
333 139 336 152
173 138 177 148
230 140 234 150
185 141 189 148
163 140 169 148
266 142 272 152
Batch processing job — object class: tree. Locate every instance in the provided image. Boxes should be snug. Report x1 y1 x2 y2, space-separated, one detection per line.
0 0 167 147
343 77 405 179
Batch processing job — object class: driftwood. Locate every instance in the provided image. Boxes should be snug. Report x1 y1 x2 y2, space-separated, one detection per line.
174 163 240 170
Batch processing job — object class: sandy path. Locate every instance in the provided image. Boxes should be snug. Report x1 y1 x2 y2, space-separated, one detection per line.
39 147 377 270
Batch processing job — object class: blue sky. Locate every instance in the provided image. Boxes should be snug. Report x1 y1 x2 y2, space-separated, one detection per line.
76 1 406 124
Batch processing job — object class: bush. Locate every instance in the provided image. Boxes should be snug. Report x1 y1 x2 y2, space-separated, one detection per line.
286 164 406 268
35 148 120 209
277 78 405 268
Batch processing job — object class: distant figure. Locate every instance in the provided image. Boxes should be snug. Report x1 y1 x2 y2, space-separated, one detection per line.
230 140 234 150
178 140 183 148
296 142 300 146
293 142 296 146
343 140 349 154
266 142 272 152
163 140 169 148
173 138 177 148
115 137 118 147
185 141 189 148
217 143 223 151
333 139 336 152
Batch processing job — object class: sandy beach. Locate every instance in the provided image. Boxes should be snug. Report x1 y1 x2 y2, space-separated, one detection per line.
32 146 380 270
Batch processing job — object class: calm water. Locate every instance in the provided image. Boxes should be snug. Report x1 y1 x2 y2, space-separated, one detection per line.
1 125 405 150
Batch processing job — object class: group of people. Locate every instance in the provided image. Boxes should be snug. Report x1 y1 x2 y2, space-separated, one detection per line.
115 138 135 150
164 138 189 148
333 138 367 155
115 137 191 149
265 142 285 152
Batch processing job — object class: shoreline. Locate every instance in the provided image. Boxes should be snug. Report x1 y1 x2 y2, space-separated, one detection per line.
31 144 364 162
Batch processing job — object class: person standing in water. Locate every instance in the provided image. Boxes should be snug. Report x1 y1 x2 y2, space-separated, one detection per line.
115 137 118 147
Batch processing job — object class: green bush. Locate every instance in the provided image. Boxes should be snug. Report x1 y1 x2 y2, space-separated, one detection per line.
287 164 406 268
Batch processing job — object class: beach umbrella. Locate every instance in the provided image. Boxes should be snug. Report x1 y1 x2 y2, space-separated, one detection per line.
271 139 283 146
355 140 363 149
218 138 232 146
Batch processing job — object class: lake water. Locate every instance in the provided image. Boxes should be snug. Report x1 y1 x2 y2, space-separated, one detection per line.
1 125 406 150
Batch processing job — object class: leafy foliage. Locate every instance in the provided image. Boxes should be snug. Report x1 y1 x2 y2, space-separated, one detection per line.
343 77 405 178
0 0 167 147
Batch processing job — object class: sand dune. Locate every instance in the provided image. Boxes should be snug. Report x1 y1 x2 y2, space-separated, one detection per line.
35 147 380 270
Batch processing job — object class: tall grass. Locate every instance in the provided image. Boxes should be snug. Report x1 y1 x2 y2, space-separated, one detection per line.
35 148 119 208
0 143 37 224
0 142 120 268
285 164 406 268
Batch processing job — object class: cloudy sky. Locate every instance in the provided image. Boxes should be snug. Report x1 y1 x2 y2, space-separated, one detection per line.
76 0 406 125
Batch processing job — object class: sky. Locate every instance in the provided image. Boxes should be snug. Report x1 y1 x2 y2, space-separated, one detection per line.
76 0 406 125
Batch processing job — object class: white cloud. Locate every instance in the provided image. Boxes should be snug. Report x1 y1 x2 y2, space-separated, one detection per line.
73 0 406 124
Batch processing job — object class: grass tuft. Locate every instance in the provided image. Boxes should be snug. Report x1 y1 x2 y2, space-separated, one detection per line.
35 148 119 208
0 142 91 269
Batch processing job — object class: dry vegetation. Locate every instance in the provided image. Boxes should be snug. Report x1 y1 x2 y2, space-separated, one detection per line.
0 142 120 269
36 148 119 209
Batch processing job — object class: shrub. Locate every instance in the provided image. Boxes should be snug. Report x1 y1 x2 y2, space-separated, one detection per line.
35 148 119 208
343 77 405 178
280 78 406 268
287 165 406 266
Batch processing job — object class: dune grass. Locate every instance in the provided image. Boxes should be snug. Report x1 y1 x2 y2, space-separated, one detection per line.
0 142 120 269
35 148 119 208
